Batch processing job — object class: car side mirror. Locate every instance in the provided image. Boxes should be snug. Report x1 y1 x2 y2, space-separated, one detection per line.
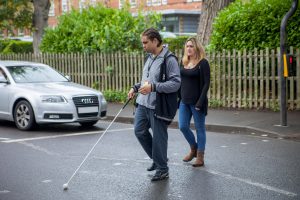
0 76 9 84
65 75 71 81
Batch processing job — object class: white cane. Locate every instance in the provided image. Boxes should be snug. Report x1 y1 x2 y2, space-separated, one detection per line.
63 98 132 190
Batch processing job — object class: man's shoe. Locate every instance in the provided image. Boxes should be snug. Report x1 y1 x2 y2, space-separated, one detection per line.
151 170 169 181
147 163 156 171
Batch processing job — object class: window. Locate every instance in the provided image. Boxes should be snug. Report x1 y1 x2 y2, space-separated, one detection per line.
62 0 68 13
48 0 55 16
79 0 86 11
146 0 151 6
147 0 167 6
119 0 124 9
7 65 68 83
91 0 97 6
187 0 202 2
130 0 137 8
18 28 24 36
152 0 161 6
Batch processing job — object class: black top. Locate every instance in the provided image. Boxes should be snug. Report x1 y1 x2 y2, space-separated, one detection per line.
179 58 210 115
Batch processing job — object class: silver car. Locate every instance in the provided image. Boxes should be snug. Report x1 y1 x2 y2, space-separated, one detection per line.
0 61 107 131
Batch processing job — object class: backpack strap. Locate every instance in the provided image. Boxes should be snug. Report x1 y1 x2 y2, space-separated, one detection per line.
159 50 177 82
144 53 150 64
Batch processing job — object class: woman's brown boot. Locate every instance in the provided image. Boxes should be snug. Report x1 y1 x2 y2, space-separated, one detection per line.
182 146 197 162
192 151 204 167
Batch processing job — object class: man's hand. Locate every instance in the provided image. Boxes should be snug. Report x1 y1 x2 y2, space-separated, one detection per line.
138 81 152 95
127 88 135 99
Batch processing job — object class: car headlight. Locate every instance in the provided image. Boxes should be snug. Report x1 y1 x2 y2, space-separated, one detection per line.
41 95 67 103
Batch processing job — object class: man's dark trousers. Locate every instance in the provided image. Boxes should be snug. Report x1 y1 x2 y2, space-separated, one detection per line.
134 105 168 172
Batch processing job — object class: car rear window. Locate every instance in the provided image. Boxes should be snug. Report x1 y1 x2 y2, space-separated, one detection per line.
7 65 69 83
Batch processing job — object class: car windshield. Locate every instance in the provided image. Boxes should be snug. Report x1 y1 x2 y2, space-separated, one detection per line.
7 65 68 83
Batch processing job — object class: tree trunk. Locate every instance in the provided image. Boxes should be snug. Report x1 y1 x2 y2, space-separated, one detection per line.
197 0 234 46
32 0 50 54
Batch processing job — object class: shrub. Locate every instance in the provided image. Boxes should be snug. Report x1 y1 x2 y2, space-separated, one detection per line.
164 36 189 52
0 40 10 52
103 90 128 103
40 4 161 53
210 0 300 51
1 40 33 54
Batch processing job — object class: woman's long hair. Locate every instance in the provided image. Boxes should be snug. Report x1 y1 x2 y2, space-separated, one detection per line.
182 37 206 67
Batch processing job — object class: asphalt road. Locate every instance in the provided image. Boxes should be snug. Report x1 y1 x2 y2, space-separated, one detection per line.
0 120 300 200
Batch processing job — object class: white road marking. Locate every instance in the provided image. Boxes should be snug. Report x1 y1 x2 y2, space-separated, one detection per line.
95 157 130 162
0 137 10 140
261 134 268 137
113 162 123 166
206 169 297 197
19 142 60 156
42 180 52 183
94 157 298 197
79 170 98 175
221 145 228 148
1 128 134 143
240 143 247 145
0 190 10 194
262 140 269 142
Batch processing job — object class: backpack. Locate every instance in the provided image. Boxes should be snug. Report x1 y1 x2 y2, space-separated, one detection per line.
151 51 179 125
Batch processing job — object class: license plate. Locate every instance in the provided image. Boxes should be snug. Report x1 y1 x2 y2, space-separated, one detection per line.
78 107 98 114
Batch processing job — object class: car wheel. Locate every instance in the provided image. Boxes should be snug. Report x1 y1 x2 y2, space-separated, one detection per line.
14 100 36 131
79 120 98 127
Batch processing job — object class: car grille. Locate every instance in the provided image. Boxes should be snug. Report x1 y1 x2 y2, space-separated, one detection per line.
72 96 99 118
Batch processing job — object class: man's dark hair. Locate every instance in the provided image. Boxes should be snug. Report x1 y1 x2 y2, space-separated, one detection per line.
142 28 162 47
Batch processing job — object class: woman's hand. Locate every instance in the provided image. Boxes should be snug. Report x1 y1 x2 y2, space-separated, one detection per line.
195 105 202 111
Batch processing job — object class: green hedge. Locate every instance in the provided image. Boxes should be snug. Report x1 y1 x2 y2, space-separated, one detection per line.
0 36 187 54
40 5 161 53
0 40 33 54
210 0 300 51
0 40 10 52
103 90 128 103
164 36 189 52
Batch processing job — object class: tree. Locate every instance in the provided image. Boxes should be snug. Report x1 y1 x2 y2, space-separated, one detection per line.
32 0 50 54
0 0 33 31
197 0 234 46
0 0 50 54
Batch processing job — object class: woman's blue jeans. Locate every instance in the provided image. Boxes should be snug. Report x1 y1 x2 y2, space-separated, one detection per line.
178 102 206 151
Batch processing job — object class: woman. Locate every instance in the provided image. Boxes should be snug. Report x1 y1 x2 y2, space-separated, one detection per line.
178 37 210 167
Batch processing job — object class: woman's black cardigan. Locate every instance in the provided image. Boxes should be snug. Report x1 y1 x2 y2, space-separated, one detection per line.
178 58 210 115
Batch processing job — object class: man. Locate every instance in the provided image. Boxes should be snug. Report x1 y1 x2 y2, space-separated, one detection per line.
128 28 181 181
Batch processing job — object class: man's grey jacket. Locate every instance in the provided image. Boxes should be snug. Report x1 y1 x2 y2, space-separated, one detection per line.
133 47 181 110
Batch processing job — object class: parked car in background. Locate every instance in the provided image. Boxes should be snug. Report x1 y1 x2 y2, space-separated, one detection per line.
0 61 107 131
5 36 33 42
159 31 177 39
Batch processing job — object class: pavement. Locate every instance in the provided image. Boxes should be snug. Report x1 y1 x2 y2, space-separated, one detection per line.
106 102 300 141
